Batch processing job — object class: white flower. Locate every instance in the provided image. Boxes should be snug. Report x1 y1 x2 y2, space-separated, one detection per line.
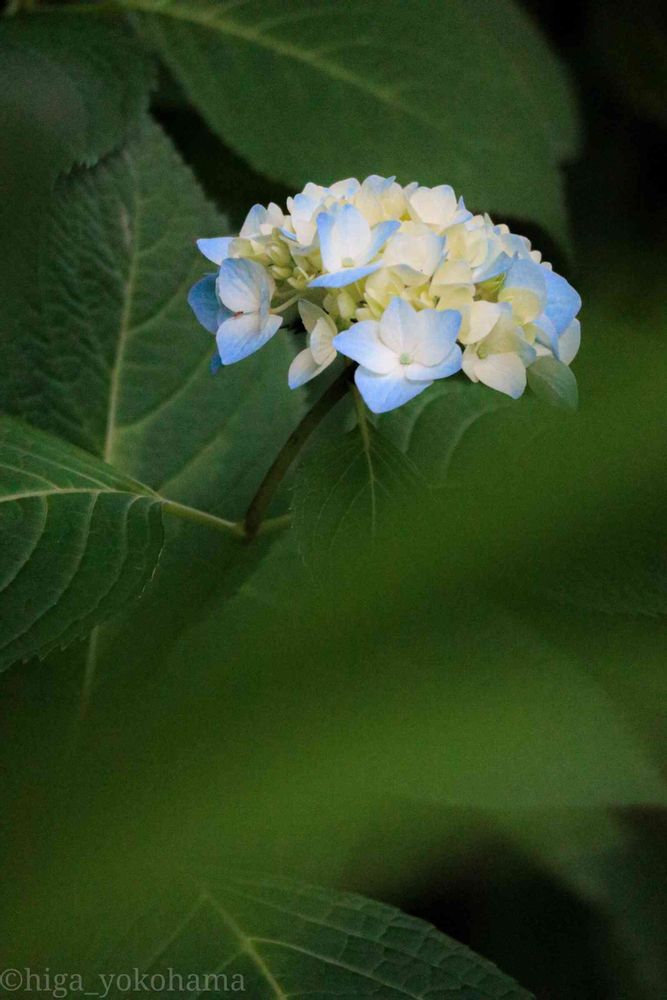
333 297 462 413
288 301 338 389
189 176 582 411
497 257 547 324
327 177 361 200
430 258 475 310
461 304 536 398
515 268 581 365
382 223 445 284
362 268 414 317
354 175 408 225
284 187 326 248
284 179 360 248
239 202 286 239
215 259 282 365
407 184 471 231
309 204 399 288
457 300 507 345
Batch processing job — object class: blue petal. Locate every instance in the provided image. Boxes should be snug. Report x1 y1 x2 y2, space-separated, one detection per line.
503 257 547 298
543 268 582 335
210 351 223 374
327 204 371 267
473 250 512 283
407 344 462 381
316 211 337 272
309 263 380 288
216 313 283 365
188 275 220 333
363 174 397 193
196 237 233 265
364 219 400 263
355 366 429 414
333 321 395 373
533 314 560 356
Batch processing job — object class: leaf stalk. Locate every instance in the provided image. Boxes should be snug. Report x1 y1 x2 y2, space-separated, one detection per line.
243 366 352 539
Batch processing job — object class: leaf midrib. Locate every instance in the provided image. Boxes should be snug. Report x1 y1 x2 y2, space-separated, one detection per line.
202 885 439 1000
0 467 244 535
0 486 149 503
103 149 141 464
203 890 288 1000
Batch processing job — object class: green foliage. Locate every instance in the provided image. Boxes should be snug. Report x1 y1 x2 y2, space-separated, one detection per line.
0 12 152 184
0 113 305 697
0 3 665 997
0 12 153 357
126 0 577 244
3 871 532 998
527 356 579 410
1 114 220 461
292 414 425 560
0 417 162 670
379 379 514 484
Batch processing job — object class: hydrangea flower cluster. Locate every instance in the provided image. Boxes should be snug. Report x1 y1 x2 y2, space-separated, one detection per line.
189 176 581 413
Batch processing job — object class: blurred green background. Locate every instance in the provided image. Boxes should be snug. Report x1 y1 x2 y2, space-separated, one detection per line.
0 0 665 997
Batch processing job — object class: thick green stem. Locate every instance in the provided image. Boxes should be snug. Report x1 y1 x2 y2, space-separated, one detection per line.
158 369 356 542
243 366 352 539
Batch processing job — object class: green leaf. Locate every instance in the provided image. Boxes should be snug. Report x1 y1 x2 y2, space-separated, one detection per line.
0 115 305 687
15 872 533 999
527 357 579 410
379 379 515 486
157 594 666 829
136 874 534 998
123 0 578 244
0 12 154 341
0 11 152 184
28 115 300 505
292 419 425 560
0 417 163 671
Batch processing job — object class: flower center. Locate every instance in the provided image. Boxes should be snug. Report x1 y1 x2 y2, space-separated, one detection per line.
399 352 412 366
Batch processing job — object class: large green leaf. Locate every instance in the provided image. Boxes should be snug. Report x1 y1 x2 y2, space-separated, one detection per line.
2 114 221 463
0 417 163 671
0 12 153 348
102 875 533 998
3 871 532 999
0 113 303 676
123 0 578 243
0 11 152 186
403 404 666 620
379 378 516 486
0 116 304 690
292 419 425 561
